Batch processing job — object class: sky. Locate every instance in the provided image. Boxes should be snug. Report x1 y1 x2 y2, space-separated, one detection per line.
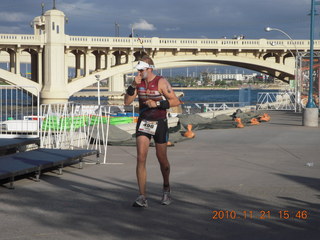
0 0 314 39
0 0 316 75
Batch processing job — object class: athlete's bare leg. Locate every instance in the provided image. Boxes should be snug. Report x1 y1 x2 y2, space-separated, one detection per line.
155 142 170 191
136 135 150 196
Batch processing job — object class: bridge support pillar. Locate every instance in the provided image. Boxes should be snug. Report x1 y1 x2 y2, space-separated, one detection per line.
105 51 112 69
9 51 15 73
109 73 124 92
65 50 69 81
84 51 90 76
75 53 82 78
114 51 122 66
95 54 101 70
127 50 134 64
31 52 38 82
37 49 43 85
15 49 21 75
41 8 69 104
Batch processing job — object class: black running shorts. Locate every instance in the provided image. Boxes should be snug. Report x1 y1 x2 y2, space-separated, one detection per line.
135 118 169 144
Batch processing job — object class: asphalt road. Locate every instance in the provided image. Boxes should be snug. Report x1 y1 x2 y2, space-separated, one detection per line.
0 111 319 240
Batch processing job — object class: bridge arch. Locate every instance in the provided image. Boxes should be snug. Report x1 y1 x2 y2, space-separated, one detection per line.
0 47 41 96
0 68 40 96
21 48 39 82
0 48 15 73
67 52 295 96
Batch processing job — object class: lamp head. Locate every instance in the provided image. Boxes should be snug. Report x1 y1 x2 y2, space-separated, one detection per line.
265 27 272 32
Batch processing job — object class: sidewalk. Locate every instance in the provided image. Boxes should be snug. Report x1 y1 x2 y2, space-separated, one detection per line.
0 111 319 240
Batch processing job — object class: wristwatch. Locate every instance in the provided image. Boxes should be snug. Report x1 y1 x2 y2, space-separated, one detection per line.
156 101 160 107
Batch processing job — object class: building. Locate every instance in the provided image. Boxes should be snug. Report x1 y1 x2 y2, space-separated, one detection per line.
207 73 258 83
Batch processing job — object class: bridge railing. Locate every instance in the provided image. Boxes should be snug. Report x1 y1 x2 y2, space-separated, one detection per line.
0 33 318 50
66 36 318 50
0 34 42 45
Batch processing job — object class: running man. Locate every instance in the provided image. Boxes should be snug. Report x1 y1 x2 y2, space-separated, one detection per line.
124 55 181 207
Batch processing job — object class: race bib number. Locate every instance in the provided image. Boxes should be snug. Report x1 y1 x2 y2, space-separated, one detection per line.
138 120 158 135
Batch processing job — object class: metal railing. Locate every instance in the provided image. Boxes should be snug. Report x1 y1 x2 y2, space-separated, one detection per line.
0 85 39 138
256 91 296 111
194 102 247 112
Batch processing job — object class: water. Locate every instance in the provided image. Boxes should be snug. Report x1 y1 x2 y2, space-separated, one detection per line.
0 88 279 106
69 88 278 105
180 89 278 104
68 88 279 115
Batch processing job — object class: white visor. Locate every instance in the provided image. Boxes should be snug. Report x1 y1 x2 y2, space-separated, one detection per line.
135 61 155 70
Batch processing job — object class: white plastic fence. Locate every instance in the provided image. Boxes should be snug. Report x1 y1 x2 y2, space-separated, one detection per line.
0 85 39 138
40 103 88 150
40 103 135 164
256 92 296 111
86 105 111 164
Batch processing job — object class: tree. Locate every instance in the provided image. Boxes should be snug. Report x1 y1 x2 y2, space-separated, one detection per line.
215 80 221 86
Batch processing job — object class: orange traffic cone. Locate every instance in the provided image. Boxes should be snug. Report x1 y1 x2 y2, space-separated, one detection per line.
234 118 244 128
250 118 260 125
259 113 271 122
167 141 175 147
184 124 195 138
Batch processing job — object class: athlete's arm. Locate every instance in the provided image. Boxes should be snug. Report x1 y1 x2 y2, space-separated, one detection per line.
124 88 137 105
158 78 181 107
124 75 141 105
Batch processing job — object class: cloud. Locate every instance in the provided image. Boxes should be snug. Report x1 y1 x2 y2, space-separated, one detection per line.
0 12 31 23
0 0 312 39
165 27 180 32
59 0 103 17
132 19 156 31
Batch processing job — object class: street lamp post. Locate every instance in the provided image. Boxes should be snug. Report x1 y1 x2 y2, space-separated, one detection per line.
307 0 317 108
95 75 101 106
264 27 300 112
303 0 319 127
265 21 319 126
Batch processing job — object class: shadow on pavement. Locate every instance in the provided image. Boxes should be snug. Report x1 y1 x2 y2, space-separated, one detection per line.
1 170 319 240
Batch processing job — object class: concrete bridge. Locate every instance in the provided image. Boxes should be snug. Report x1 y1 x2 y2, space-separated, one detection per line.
0 8 318 103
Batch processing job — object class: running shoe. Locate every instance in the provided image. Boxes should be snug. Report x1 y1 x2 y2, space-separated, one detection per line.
132 195 148 208
161 191 172 205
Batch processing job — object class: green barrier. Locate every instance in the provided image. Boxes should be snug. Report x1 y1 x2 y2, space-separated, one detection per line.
109 117 133 125
42 116 87 131
41 115 134 131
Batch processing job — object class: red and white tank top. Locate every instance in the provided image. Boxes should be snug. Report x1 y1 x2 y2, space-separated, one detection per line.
136 76 167 120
